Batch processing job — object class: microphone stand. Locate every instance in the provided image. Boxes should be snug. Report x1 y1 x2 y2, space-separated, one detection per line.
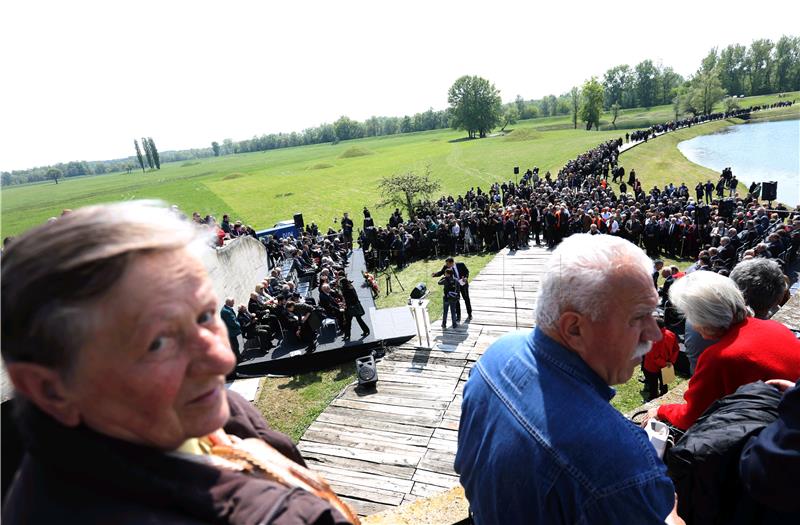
512 284 518 330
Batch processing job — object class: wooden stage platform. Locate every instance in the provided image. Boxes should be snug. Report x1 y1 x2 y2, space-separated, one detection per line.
295 245 552 516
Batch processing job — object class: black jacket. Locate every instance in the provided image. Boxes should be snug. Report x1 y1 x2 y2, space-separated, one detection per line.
433 262 469 283
665 381 786 525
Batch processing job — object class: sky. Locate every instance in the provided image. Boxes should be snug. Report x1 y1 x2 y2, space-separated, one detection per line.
1 0 799 172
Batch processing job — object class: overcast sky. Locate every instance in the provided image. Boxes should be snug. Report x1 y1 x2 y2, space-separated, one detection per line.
2 0 798 172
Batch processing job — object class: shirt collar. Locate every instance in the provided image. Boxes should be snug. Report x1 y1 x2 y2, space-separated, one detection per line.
531 328 616 402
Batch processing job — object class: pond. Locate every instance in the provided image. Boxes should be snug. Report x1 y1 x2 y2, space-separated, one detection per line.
677 119 800 205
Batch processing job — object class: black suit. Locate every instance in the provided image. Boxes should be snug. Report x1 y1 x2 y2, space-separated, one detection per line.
433 262 472 319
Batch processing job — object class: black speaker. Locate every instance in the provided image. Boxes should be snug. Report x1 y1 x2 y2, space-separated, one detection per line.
513 166 519 175
762 181 778 201
409 283 427 299
293 213 304 229
356 355 378 388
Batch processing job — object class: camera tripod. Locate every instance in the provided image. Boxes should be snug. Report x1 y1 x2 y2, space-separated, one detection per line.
377 264 405 296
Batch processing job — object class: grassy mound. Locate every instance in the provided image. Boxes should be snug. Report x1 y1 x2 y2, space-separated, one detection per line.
338 146 373 158
310 162 334 169
222 172 245 180
181 161 200 167
503 128 543 142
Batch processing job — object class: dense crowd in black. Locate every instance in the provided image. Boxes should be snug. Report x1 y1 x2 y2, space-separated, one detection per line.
349 101 798 276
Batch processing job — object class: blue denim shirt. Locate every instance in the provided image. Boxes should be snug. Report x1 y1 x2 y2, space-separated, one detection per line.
455 328 674 525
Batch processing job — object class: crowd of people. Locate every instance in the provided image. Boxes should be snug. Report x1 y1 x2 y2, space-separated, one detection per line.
351 132 797 290
218 231 371 357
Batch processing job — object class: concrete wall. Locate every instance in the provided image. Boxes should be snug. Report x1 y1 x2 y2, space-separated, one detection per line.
198 236 270 308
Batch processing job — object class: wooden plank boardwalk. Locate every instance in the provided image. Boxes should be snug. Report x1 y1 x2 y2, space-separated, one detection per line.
297 246 552 516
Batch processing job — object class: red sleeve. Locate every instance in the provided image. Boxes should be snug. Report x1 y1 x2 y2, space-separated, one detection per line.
667 331 680 364
658 343 725 430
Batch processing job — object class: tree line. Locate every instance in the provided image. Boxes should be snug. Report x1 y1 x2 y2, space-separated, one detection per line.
3 35 797 186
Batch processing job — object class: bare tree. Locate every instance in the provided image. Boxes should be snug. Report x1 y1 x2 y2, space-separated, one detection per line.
377 166 441 220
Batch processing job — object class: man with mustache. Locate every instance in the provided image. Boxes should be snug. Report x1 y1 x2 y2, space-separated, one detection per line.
455 234 683 525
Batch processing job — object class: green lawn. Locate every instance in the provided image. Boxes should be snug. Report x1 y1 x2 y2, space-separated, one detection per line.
374 252 497 321
4 91 795 239
252 362 356 443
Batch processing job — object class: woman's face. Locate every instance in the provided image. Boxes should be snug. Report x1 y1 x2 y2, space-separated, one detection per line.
64 249 236 449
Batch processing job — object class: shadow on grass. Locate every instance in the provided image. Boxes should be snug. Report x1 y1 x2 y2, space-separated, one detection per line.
281 370 323 390
447 136 479 144
278 362 356 391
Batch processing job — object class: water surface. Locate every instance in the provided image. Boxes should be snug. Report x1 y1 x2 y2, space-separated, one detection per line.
677 119 800 205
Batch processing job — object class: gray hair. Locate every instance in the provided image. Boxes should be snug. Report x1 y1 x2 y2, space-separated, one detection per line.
535 234 653 329
668 271 750 332
729 258 786 316
1 201 203 375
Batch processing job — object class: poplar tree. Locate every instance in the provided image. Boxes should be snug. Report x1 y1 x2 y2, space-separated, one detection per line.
142 137 154 169
148 137 160 169
134 139 146 173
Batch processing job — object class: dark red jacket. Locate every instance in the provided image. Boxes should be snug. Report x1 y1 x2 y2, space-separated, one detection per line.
658 317 800 430
643 328 679 373
3 391 349 525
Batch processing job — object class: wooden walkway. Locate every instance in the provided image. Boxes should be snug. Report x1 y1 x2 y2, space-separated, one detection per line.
297 246 552 516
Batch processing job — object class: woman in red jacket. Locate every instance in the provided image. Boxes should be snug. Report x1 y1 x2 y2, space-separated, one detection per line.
645 271 800 431
642 319 680 400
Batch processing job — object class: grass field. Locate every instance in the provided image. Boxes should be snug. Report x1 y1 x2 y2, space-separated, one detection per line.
4 91 796 239
252 362 356 442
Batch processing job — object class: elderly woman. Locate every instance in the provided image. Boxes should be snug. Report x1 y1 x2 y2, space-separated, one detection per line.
1 202 356 524
647 271 800 430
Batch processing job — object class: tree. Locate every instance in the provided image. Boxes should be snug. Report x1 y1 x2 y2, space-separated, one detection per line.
657 66 683 105
603 64 633 108
514 95 526 116
717 44 747 96
772 35 799 92
634 59 658 108
47 167 62 184
570 86 580 129
142 137 154 169
134 139 145 173
745 39 774 95
538 97 550 117
333 116 364 141
672 91 684 120
400 115 413 133
148 137 160 169
447 75 502 138
610 102 621 129
723 96 740 113
690 68 726 115
377 167 441 220
579 77 604 130
500 106 518 132
546 95 558 117
211 141 220 157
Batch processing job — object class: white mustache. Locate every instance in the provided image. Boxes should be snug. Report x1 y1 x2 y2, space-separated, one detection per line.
631 341 653 360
